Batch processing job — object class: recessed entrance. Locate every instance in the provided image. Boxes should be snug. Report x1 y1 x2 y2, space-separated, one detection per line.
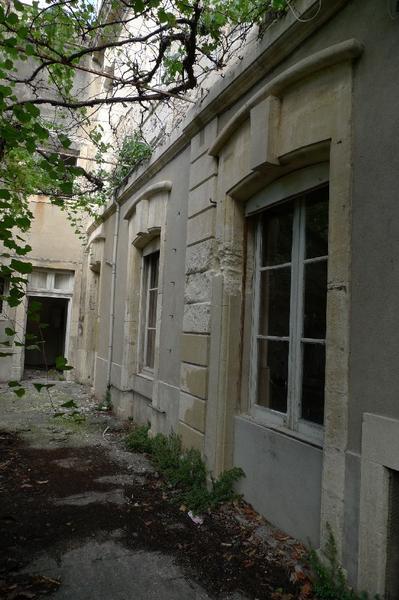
24 296 68 370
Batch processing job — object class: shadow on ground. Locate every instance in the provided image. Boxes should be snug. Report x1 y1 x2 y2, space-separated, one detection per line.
0 381 310 600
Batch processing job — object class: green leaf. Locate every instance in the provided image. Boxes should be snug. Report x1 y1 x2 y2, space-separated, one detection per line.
10 259 32 274
58 134 72 149
34 383 55 392
33 123 49 139
24 103 40 117
0 352 13 357
7 12 19 25
13 106 32 123
59 181 73 195
0 85 13 97
55 356 73 371
13 388 25 397
4 327 16 336
0 189 11 199
8 381 20 387
60 399 78 409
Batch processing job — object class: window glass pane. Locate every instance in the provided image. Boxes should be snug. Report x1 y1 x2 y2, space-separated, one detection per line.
149 251 159 288
303 259 327 339
29 271 47 290
259 268 291 337
146 329 155 369
54 272 73 291
261 203 294 266
148 289 158 329
301 343 325 424
257 339 288 413
305 187 329 258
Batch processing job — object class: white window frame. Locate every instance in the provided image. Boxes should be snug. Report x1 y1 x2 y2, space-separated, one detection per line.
28 269 74 294
249 187 328 445
139 238 160 377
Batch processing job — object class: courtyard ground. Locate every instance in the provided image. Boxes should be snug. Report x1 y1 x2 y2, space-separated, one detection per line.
0 380 312 600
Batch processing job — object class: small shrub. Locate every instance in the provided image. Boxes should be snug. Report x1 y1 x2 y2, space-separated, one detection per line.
98 386 112 412
111 133 152 186
310 524 380 600
151 432 182 478
124 425 245 513
125 424 153 453
210 467 245 506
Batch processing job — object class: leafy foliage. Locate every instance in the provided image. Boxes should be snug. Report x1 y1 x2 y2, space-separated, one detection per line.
309 524 381 600
125 424 245 513
0 0 289 375
110 133 152 187
0 0 289 298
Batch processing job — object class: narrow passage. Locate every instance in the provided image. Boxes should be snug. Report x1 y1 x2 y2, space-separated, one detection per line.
0 381 309 599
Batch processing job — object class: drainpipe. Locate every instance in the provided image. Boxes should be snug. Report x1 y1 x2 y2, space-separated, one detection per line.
106 194 120 393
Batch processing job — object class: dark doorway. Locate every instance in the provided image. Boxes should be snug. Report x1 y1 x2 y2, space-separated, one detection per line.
386 469 399 600
24 296 68 369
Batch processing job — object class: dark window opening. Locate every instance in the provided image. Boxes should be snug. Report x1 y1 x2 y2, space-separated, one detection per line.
386 469 399 600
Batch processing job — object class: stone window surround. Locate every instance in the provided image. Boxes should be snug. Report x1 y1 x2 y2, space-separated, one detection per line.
121 181 172 403
204 39 362 559
357 413 399 596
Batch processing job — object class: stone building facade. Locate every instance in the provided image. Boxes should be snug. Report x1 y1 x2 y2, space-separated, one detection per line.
0 52 100 382
78 1 399 594
4 0 397 595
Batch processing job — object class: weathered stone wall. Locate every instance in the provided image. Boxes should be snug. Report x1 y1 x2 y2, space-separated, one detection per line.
76 0 399 594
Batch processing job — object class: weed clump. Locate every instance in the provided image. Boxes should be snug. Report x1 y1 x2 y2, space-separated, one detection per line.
125 424 244 513
309 524 380 599
125 424 153 453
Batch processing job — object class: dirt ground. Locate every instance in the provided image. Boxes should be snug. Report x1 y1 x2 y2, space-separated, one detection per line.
0 380 313 600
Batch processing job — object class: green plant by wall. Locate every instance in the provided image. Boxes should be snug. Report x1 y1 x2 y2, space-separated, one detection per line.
125 424 244 513
98 386 112 412
309 524 380 600
110 133 152 187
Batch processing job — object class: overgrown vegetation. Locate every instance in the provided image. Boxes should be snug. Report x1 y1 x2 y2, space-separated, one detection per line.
110 134 153 187
125 424 244 513
0 0 289 376
98 386 113 412
309 524 380 600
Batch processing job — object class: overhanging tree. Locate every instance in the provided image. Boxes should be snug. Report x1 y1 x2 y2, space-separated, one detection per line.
0 0 287 345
